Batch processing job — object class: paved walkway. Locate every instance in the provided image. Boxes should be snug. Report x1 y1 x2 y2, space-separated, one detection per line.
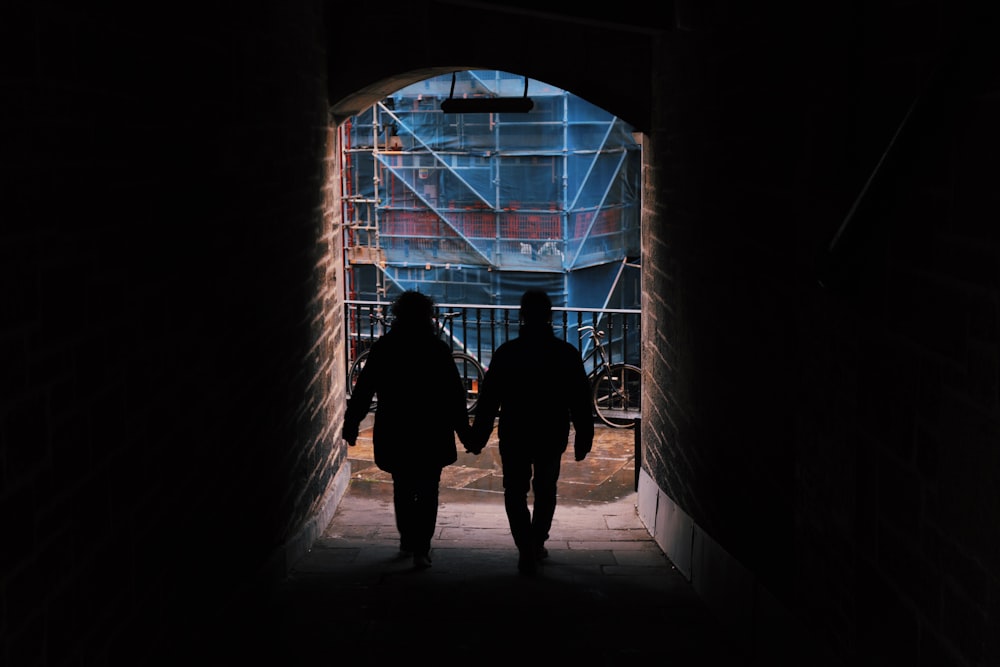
201 418 752 666
346 413 642 505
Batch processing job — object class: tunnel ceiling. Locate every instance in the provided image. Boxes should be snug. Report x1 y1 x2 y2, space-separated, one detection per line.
325 0 662 132
432 0 674 32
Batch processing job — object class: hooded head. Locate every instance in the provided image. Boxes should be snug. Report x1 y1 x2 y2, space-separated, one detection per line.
520 289 552 327
391 290 435 334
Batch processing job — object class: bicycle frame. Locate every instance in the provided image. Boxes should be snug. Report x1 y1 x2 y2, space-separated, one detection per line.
579 325 611 378
580 324 641 428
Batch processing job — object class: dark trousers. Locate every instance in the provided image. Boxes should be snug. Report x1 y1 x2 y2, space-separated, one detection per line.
391 467 442 556
501 446 562 552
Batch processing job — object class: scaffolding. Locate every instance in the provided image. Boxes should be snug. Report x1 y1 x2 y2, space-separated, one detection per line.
340 70 641 312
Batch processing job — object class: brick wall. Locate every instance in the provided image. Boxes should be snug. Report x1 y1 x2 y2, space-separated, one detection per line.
642 2 1000 664
4 3 344 663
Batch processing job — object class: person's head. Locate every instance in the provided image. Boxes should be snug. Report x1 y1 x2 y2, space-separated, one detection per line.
520 289 552 326
391 290 435 331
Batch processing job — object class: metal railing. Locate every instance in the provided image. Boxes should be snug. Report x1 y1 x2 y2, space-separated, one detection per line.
344 300 640 378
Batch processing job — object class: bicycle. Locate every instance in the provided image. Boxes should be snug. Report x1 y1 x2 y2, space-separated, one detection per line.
347 310 485 414
579 324 641 428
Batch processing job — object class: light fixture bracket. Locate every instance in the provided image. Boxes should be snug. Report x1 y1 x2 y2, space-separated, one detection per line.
440 72 534 114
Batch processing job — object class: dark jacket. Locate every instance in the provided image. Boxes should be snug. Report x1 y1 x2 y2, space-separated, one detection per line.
472 323 594 459
343 326 470 473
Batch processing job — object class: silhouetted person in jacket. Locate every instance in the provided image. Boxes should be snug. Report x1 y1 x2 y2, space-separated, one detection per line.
342 291 472 569
470 289 594 575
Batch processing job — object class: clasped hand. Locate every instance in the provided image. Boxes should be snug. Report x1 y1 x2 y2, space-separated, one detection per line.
459 428 485 455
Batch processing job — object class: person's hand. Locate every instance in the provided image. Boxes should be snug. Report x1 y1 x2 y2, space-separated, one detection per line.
459 423 488 454
342 426 358 447
462 432 483 455
574 438 592 461
462 431 484 455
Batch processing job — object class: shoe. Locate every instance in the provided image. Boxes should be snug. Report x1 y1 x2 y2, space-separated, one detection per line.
413 553 432 569
517 550 538 576
536 546 549 561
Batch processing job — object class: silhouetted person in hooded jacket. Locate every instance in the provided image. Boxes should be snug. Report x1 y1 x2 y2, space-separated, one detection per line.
469 289 594 575
342 291 472 569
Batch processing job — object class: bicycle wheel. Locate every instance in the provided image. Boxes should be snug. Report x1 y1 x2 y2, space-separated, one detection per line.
347 352 377 412
592 363 641 428
452 352 485 414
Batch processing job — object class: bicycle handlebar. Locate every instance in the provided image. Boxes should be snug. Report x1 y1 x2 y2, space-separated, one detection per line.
579 325 605 338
